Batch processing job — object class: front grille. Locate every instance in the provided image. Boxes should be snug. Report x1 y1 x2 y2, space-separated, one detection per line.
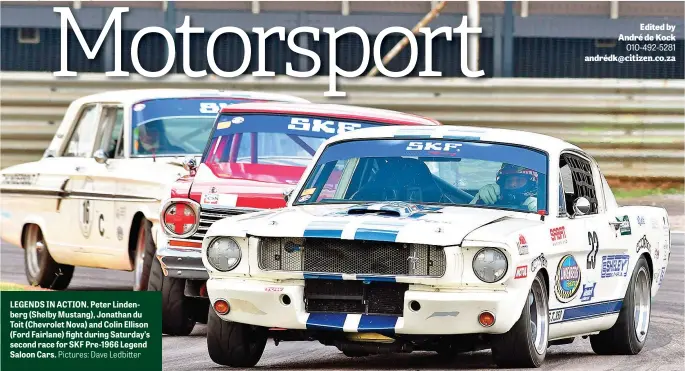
305 280 407 315
187 207 249 242
258 237 446 277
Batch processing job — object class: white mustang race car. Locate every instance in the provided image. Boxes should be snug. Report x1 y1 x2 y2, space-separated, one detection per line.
0 89 308 291
201 125 670 368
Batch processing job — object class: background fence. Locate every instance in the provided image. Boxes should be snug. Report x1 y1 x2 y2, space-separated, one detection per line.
1 72 683 182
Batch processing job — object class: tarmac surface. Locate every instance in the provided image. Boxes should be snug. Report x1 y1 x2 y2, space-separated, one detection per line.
1 233 683 371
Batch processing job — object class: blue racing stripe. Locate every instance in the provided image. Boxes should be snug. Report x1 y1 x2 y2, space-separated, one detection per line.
306 313 347 331
303 229 343 239
356 275 397 283
562 300 623 322
354 228 399 242
357 315 399 334
303 273 343 280
408 213 427 218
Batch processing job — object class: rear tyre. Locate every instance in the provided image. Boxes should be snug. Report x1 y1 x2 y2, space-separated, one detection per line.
23 224 74 290
132 219 155 291
590 255 651 355
207 308 268 367
491 273 549 368
148 257 195 336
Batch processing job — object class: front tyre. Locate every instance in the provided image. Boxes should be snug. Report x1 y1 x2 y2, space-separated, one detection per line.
207 308 268 367
491 273 549 368
590 255 651 355
24 224 74 290
132 219 155 291
148 257 195 336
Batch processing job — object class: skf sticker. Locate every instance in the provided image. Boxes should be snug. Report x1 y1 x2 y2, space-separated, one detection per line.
406 141 462 152
601 255 630 278
517 234 529 255
636 216 646 226
514 266 528 279
579 282 596 302
549 309 564 324
288 117 362 134
555 254 581 303
616 215 631 235
550 226 567 246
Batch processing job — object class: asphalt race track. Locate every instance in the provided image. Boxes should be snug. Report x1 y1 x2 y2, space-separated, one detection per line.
1 235 683 371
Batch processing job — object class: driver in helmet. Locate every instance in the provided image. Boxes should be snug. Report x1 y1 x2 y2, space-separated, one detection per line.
136 121 184 155
470 164 539 212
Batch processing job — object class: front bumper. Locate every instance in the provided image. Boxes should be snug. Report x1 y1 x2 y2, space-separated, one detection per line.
156 244 208 280
206 277 524 335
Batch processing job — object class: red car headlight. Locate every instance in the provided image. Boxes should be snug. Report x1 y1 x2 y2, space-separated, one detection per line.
161 199 200 238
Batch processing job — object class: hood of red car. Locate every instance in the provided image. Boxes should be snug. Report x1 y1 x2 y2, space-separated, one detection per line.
187 162 305 209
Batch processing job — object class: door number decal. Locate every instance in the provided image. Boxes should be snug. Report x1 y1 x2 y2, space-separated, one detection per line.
587 231 599 269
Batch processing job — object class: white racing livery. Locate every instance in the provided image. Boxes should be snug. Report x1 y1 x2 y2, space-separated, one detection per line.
0 89 308 291
201 125 670 368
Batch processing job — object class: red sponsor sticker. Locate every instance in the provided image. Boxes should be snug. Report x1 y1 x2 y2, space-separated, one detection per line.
515 265 528 279
550 226 567 245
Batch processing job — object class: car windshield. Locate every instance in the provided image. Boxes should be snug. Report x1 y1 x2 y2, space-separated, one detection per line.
202 113 384 168
294 139 549 213
130 98 258 157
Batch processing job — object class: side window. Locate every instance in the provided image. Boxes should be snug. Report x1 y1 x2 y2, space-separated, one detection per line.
62 105 100 157
559 153 599 215
96 107 124 158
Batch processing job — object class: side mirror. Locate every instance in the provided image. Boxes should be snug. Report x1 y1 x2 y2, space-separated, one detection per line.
283 188 294 203
182 156 197 174
93 149 109 164
572 197 591 216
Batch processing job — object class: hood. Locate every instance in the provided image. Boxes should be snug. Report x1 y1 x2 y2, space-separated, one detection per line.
207 202 529 246
188 162 304 209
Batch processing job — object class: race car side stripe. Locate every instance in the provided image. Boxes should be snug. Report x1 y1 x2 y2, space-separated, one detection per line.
354 228 399 242
306 313 346 331
561 299 623 322
357 315 399 334
343 314 362 332
303 229 343 239
356 275 397 283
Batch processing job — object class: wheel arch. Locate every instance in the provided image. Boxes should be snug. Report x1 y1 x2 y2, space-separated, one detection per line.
127 212 147 265
20 216 49 250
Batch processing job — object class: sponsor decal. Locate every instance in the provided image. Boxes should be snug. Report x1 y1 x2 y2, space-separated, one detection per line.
116 226 124 241
288 117 364 134
616 215 631 235
586 231 599 269
405 141 462 153
579 282 596 302
549 309 564 324
636 216 646 226
264 287 283 292
601 255 630 278
550 226 567 246
531 253 547 273
301 188 316 196
636 235 651 253
297 194 312 203
514 265 528 279
650 217 659 229
200 102 236 114
516 234 529 255
216 121 232 129
202 193 219 205
555 254 581 303
654 248 659 260
658 267 666 286
426 311 459 319
1 173 39 186
115 206 126 219
232 116 244 124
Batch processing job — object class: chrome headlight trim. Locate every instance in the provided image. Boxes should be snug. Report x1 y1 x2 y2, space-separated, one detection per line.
206 237 242 272
159 198 201 239
471 247 509 283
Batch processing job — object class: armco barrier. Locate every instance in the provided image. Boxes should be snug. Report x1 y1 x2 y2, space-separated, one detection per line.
1 72 683 180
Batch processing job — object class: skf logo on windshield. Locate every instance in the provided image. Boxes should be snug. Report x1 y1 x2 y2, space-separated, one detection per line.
199 102 235 114
288 118 362 134
406 142 462 152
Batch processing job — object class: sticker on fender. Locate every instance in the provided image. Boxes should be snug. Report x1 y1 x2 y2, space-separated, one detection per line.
201 193 238 207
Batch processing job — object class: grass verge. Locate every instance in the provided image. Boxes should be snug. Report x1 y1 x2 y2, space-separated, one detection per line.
613 187 684 199
0 282 50 291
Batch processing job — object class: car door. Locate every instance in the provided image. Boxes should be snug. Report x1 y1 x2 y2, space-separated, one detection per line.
47 103 103 257
555 152 620 313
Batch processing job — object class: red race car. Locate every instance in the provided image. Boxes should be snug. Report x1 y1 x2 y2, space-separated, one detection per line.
150 102 440 335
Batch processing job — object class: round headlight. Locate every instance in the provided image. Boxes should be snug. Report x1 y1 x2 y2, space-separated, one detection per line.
162 202 197 237
472 248 508 283
207 237 241 272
